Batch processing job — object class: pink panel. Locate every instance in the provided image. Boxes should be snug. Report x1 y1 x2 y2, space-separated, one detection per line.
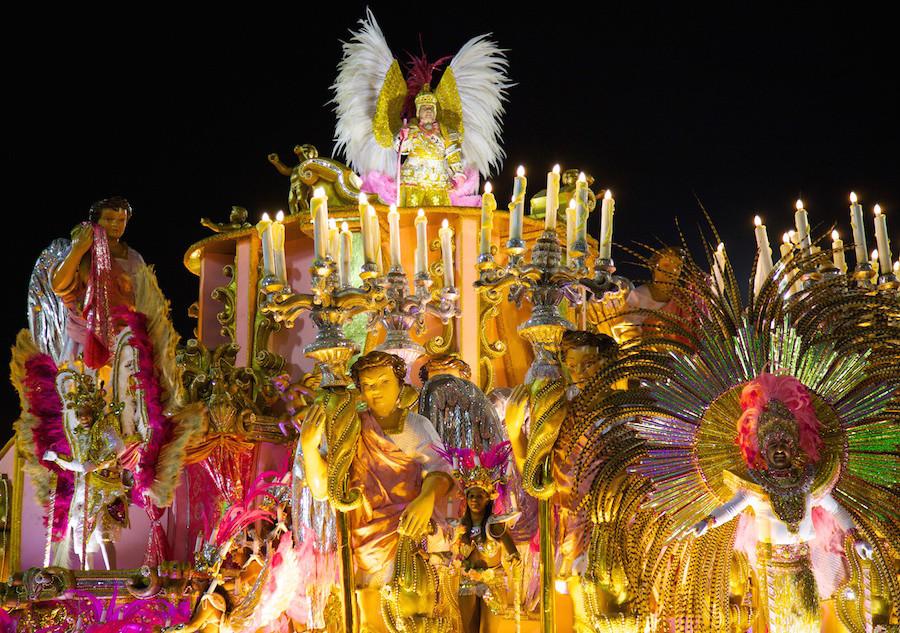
199 252 233 351
234 238 253 367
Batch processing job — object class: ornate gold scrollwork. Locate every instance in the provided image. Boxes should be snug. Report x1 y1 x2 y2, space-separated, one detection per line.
211 261 237 343
425 239 454 356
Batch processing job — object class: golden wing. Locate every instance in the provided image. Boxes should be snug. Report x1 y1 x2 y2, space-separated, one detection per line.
435 67 464 138
373 60 407 148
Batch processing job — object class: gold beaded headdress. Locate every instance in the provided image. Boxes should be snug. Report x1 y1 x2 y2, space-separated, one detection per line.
436 442 511 499
414 84 438 114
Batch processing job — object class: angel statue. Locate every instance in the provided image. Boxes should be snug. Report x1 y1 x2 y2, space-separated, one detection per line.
332 10 511 207
582 242 900 631
12 196 198 569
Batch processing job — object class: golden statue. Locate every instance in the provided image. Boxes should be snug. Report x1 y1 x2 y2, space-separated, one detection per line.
299 351 453 633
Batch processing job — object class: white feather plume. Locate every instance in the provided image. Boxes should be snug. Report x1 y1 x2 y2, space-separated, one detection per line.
331 9 398 176
449 35 513 177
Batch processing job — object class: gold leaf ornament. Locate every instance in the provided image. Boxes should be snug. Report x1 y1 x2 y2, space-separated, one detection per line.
373 60 408 149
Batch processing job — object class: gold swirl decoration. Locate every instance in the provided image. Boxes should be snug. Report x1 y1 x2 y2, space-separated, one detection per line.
477 283 509 394
323 388 363 512
522 378 567 500
210 261 237 343
424 238 453 356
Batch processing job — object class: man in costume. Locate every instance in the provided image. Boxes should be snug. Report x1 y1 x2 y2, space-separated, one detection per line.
299 351 453 633
504 329 620 632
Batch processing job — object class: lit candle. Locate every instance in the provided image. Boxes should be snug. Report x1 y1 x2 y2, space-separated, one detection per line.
369 206 384 274
273 211 287 282
566 199 576 264
358 193 373 264
831 230 847 273
753 215 774 294
871 249 879 272
328 218 339 260
439 219 455 288
509 166 526 246
573 172 589 253
849 192 868 268
255 212 274 277
599 189 615 261
340 222 352 287
415 209 428 275
388 204 402 270
713 242 726 293
311 187 329 262
480 183 496 257
794 199 811 254
780 232 793 260
545 164 561 231
873 205 892 274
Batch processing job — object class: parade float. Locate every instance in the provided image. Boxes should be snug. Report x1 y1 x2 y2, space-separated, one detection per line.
1 11 898 633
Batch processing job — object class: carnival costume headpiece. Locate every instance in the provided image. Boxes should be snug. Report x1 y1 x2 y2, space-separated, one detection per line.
435 441 511 499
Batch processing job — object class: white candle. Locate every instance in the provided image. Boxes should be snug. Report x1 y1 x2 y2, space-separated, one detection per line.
794 199 811 254
415 209 428 275
273 211 287 283
566 199 576 264
573 172 589 253
713 242 726 293
388 204 402 270
849 192 868 268
599 189 615 260
780 232 793 261
873 205 892 274
480 183 496 257
256 212 274 277
328 218 339 260
545 164 561 231
831 230 847 273
439 219 455 288
358 193 373 264
340 222 352 287
753 215 774 295
509 166 526 245
311 187 329 262
369 206 384 274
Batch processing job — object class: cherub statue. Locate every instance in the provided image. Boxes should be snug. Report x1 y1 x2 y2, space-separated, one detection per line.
332 10 511 207
200 206 251 234
299 351 453 633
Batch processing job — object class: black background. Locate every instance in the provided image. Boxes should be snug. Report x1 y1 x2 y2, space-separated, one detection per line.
3 5 898 440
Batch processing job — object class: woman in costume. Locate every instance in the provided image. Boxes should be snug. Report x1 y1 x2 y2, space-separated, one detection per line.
579 239 899 631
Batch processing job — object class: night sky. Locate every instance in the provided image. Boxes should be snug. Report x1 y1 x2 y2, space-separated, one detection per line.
3 6 897 438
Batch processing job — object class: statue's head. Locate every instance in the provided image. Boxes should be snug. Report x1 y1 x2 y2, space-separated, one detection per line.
419 353 471 383
89 196 132 241
737 373 823 471
559 330 618 389
415 85 438 125
649 246 684 288
350 351 407 419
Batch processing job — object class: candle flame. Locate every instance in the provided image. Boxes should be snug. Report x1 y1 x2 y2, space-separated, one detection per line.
358 192 368 205
874 204 882 215
328 218 337 230
442 218 450 229
832 230 840 241
782 233 790 244
894 261 899 272
716 242 724 253
417 208 425 218
341 221 350 232
261 212 271 222
872 249 879 260
484 182 493 194
516 165 525 177
578 172 587 182
368 206 377 217
795 199 804 211
605 189 613 200
552 164 560 174
275 210 285 222
314 187 327 199
754 215 762 227
788 230 796 239
568 198 577 209
850 191 858 204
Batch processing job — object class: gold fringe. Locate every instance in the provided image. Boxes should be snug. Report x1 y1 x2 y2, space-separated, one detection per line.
145 402 204 508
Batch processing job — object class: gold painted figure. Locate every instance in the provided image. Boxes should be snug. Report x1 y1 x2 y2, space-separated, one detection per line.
299 352 453 633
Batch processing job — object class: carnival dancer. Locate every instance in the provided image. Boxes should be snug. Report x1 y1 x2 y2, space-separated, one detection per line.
299 351 453 633
585 242 900 631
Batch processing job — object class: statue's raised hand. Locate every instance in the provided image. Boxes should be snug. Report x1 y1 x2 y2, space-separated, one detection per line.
399 488 435 538
71 223 94 253
299 404 326 451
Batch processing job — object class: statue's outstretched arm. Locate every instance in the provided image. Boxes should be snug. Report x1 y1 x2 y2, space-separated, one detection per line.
51 225 92 297
693 489 750 536
298 405 328 501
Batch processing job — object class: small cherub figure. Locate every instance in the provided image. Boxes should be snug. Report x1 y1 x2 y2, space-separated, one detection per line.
438 443 520 632
267 145 318 215
200 206 251 234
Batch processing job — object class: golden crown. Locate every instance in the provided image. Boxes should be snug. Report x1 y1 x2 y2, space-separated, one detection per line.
415 85 438 109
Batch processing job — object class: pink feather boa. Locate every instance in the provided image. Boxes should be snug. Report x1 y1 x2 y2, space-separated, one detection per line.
736 372 823 469
113 307 170 506
361 167 482 207
23 354 73 541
